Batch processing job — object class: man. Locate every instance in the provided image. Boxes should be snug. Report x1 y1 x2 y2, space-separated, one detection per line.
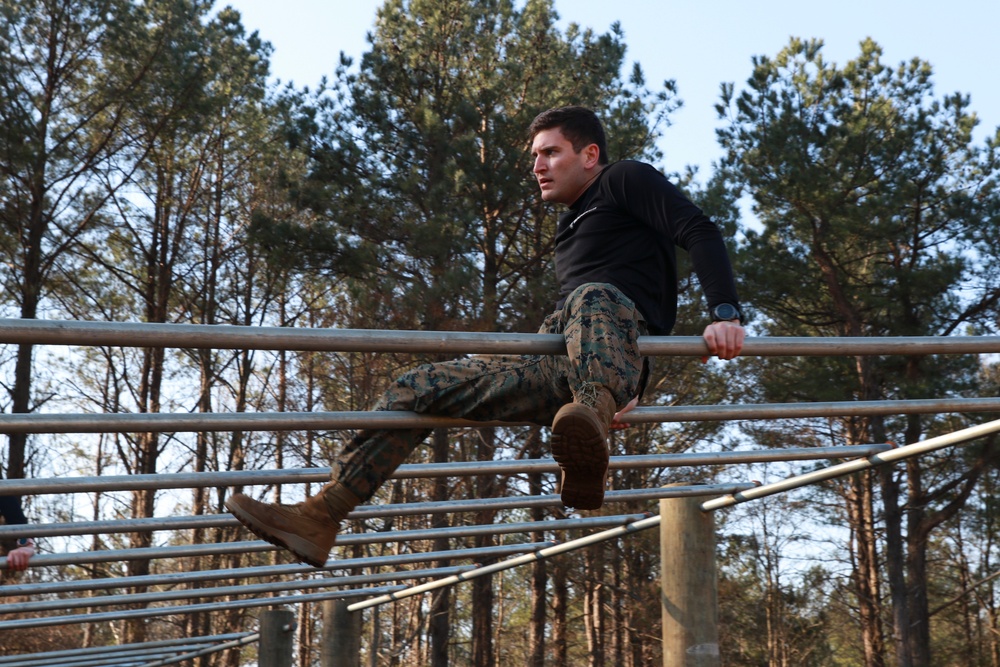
226 106 745 568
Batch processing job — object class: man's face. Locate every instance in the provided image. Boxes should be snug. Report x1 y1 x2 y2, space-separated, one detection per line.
531 128 599 205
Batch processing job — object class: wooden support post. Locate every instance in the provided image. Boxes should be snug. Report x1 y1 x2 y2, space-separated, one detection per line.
322 599 362 667
660 487 720 667
259 608 296 667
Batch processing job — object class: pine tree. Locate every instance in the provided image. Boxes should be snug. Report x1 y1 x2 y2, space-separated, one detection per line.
717 37 1000 666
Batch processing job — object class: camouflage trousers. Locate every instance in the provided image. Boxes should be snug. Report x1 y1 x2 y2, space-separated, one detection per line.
332 282 646 502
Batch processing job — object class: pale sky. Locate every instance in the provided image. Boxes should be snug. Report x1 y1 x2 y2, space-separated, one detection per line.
221 0 999 181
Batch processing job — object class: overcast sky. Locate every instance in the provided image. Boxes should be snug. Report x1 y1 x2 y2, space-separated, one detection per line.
221 0 999 181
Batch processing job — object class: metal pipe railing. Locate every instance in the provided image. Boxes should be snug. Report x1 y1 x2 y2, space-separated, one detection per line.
0 446 889 496
3 318 999 356
2 397 999 433
4 319 993 650
349 513 662 612
0 584 405 631
0 515 644 596
0 634 253 666
135 632 260 667
0 514 648 570
1 650 193 667
0 543 566 597
0 566 477 615
344 419 1000 613
136 632 262 667
0 485 754 541
701 418 1000 511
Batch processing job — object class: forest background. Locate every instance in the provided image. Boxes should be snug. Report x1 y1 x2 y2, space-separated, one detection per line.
2 0 1000 666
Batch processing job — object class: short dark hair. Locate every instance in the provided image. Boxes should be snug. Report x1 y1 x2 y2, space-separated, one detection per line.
528 106 609 165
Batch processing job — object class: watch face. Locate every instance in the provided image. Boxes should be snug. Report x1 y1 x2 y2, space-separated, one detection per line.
714 303 738 321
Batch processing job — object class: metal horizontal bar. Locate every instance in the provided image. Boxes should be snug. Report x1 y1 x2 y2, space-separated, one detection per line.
0 445 890 496
3 318 999 356
0 485 751 540
3 395 998 434
1 530 548 571
0 318 569 354
0 513 233 540
0 566 477 615
1 514 646 570
702 418 1000 511
0 543 556 597
3 540 273 568
642 397 1000 423
0 515 643 596
650 335 1000 357
0 634 252 666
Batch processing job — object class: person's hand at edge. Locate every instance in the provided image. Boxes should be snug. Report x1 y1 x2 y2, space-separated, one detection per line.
6 540 35 571
610 396 639 430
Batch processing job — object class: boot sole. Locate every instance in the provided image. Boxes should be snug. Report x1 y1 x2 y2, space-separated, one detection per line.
225 497 330 568
551 405 609 510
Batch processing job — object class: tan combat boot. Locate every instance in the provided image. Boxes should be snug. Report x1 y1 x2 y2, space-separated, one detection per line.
225 481 361 568
550 385 617 510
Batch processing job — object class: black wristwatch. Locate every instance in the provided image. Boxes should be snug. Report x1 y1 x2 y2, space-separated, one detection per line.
710 303 743 324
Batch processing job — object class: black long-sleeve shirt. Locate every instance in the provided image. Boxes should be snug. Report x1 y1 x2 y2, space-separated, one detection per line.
554 160 740 335
0 494 27 556
0 495 26 526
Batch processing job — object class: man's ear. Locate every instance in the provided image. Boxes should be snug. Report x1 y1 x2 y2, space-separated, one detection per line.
583 143 601 169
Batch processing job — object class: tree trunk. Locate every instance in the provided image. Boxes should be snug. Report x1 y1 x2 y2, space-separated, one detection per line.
905 450 933 667
585 545 605 667
880 465 912 667
526 427 547 667
6 193 46 480
430 427 452 667
552 549 569 666
847 471 886 667
472 428 497 667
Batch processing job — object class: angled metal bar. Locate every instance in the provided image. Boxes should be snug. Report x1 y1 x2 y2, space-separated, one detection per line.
0 485 754 541
0 565 476 614
1 633 260 667
0 514 643 596
14 515 641 569
2 650 191 667
0 542 553 597
0 445 892 496
349 513 663 612
0 583 436 630
702 418 1000 511
0 634 250 665
4 396 1000 433
135 632 262 667
2 650 195 667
